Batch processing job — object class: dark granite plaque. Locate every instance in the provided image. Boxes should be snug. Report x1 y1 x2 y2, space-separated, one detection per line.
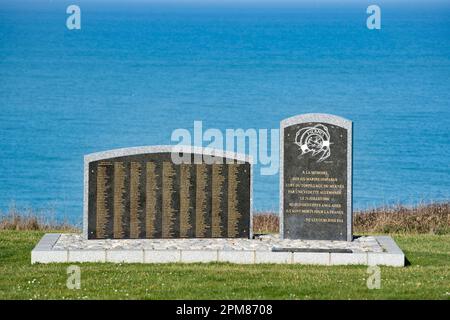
280 114 352 241
84 147 251 239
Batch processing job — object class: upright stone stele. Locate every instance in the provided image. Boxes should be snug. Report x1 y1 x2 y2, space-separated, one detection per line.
280 114 352 241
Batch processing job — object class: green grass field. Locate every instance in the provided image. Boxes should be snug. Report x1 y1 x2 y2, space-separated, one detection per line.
0 230 449 299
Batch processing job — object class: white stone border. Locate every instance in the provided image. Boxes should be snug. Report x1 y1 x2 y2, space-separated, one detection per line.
279 114 353 241
83 145 254 239
31 234 404 267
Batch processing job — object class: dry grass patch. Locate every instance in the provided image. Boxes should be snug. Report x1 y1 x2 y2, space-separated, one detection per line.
253 202 450 235
0 207 79 232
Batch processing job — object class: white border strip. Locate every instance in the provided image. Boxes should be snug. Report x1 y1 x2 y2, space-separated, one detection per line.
84 145 253 164
31 234 404 266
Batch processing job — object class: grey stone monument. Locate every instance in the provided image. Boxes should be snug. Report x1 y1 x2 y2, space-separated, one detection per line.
83 145 253 239
280 114 352 241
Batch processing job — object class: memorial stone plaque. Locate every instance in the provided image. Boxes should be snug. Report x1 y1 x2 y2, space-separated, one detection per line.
83 146 252 239
280 114 352 241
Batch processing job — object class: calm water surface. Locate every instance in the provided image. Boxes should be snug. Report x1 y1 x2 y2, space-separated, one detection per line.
0 1 449 222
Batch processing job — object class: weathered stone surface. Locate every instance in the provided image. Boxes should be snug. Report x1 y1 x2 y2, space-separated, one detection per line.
292 252 330 265
107 250 144 263
68 250 106 263
53 234 382 252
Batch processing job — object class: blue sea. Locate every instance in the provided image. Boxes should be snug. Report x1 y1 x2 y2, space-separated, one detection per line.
0 1 449 223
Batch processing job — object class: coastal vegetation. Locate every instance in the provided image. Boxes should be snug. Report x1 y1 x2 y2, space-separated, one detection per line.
254 202 450 235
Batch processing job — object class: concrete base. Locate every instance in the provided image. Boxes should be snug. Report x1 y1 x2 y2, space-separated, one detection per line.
31 234 404 267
